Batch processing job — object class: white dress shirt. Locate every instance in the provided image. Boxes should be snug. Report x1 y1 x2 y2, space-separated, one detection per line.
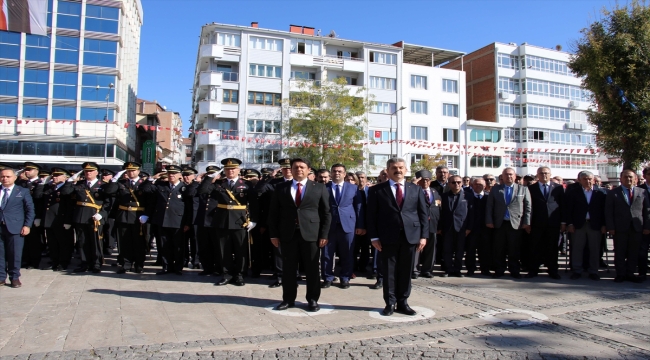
331 181 344 201
291 178 308 202
87 178 98 188
388 179 406 199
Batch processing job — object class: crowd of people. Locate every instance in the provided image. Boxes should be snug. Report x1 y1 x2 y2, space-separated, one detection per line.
0 159 649 316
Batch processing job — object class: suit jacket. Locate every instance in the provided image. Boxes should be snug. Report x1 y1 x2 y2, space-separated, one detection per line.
268 180 331 242
465 189 488 233
146 181 191 229
0 185 35 234
564 186 606 231
104 178 150 224
422 187 441 233
366 180 429 245
35 182 73 228
605 186 650 232
18 178 44 223
485 183 531 229
528 182 564 228
326 182 364 233
431 180 449 195
194 177 220 227
439 190 473 233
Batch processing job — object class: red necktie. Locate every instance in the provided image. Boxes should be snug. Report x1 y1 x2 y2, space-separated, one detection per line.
295 183 302 207
628 188 633 205
395 183 403 209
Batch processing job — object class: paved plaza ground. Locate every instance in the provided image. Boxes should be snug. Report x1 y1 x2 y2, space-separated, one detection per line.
1 247 649 360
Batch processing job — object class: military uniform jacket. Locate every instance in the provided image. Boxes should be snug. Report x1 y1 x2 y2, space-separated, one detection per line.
195 178 220 227
183 181 200 225
104 178 150 225
145 180 191 229
60 180 110 225
205 178 259 230
257 177 289 229
33 182 73 228
18 178 45 221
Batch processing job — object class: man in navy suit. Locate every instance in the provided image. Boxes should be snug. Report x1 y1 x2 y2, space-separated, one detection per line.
565 171 606 281
367 158 429 316
321 164 365 289
465 178 490 276
439 175 473 277
0 167 35 288
412 170 441 279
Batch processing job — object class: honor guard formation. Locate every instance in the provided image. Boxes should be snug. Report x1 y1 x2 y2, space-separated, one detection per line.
1 159 649 315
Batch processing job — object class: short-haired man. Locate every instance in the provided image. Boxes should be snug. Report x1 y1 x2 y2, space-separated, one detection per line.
316 169 330 184
353 171 372 275
461 176 471 190
466 178 490 276
439 175 473 277
483 174 496 193
413 170 441 278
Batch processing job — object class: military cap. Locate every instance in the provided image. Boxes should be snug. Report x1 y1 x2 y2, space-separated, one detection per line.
140 171 150 178
166 165 182 174
205 165 221 174
101 169 116 176
243 169 261 179
290 157 311 169
38 168 51 176
523 174 535 181
260 167 274 175
275 171 284 178
23 162 41 171
221 158 242 169
415 169 432 179
82 162 100 171
50 167 71 177
159 173 169 180
0 163 15 170
182 167 198 175
123 161 141 170
278 158 291 169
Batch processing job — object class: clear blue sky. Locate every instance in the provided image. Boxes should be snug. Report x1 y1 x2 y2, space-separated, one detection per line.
138 0 617 132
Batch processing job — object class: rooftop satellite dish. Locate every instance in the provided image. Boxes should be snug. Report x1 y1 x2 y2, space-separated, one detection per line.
163 106 167 110
328 30 337 38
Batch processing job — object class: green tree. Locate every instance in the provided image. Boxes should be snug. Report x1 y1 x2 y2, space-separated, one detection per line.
283 78 372 169
569 1 650 170
410 154 447 176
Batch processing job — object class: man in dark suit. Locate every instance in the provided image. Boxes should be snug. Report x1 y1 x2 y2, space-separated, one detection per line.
431 165 450 269
565 171 606 281
465 178 489 276
439 175 473 277
16 162 44 269
100 168 117 257
269 158 331 312
527 166 564 279
485 167 532 279
367 158 429 316
195 165 221 275
639 167 650 281
412 170 440 279
0 167 35 288
605 169 650 283
180 167 200 269
321 164 364 289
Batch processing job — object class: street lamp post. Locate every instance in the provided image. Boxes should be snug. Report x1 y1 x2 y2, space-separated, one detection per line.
390 106 407 158
103 83 114 164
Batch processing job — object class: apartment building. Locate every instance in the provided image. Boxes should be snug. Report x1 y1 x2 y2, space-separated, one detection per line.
0 0 143 171
190 22 465 175
444 42 599 179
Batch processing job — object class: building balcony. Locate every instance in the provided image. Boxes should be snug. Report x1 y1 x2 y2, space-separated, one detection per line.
199 71 223 87
200 44 224 59
195 130 221 145
198 99 221 115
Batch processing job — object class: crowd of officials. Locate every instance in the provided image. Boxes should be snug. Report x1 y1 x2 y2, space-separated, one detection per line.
0 158 649 315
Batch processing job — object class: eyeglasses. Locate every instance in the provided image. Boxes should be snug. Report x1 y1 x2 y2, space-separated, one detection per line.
486 178 495 181
450 181 462 184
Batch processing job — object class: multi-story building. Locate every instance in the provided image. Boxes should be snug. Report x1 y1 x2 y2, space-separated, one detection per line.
136 99 183 166
0 0 143 171
189 22 465 175
444 42 599 179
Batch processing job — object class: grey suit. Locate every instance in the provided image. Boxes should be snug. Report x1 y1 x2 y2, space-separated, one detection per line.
485 183 531 276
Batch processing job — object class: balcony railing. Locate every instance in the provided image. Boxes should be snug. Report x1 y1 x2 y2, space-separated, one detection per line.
324 54 363 62
221 71 238 82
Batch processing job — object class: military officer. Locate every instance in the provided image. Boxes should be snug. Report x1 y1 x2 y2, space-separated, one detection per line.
16 162 45 269
195 165 221 275
100 169 117 256
206 158 258 286
181 166 201 269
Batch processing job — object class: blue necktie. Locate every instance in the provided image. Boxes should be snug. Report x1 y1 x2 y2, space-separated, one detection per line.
505 186 512 220
0 188 7 223
335 184 341 204
543 184 548 199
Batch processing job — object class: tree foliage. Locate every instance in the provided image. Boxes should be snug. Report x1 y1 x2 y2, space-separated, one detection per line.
569 0 650 170
410 154 447 176
283 78 372 169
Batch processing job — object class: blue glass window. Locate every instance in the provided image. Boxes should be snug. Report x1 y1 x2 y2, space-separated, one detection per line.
23 69 50 98
55 36 79 64
47 0 53 27
53 71 78 100
0 31 20 60
23 104 48 119
0 66 19 96
0 103 18 117
25 35 51 62
83 39 118 67
81 73 115 101
80 107 114 121
52 105 77 120
56 1 81 30
85 5 119 34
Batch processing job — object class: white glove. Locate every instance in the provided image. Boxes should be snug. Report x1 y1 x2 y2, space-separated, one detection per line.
64 224 71 230
68 170 83 182
92 213 102 221
246 221 257 232
139 215 149 224
112 170 126 182
33 219 41 227
208 173 218 178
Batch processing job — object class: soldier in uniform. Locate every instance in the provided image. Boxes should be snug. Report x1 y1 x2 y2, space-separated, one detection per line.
195 165 221 275
17 162 45 269
100 169 117 256
145 165 192 275
104 162 150 274
205 158 258 286
34 168 74 271
181 166 200 269
61 162 110 273
38 168 51 182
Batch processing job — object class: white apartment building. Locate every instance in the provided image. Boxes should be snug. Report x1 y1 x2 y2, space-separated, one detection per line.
0 0 143 170
190 22 465 175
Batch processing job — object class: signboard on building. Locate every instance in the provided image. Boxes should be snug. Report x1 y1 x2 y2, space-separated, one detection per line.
0 0 48 35
142 140 155 175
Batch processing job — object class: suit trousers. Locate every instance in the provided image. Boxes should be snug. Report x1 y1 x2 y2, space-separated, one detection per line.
116 223 147 270
380 232 416 307
103 218 116 250
529 226 560 275
281 231 320 303
639 233 650 277
373 248 383 279
414 232 437 274
159 226 184 272
571 223 601 275
0 224 24 281
250 226 271 275
493 222 522 275
76 223 103 270
45 226 73 268
443 229 466 274
184 225 199 265
464 230 480 272
613 230 641 278
217 228 247 279
22 228 42 268
353 233 372 272
198 225 220 273
321 222 355 282
477 227 494 272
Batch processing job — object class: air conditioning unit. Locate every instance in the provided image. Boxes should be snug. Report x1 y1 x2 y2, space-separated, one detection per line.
498 92 509 100
569 101 579 108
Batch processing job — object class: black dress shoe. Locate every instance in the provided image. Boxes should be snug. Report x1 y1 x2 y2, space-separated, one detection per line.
73 267 87 273
276 301 295 311
440 273 449 278
614 276 625 283
481 270 492 277
340 280 350 289
548 273 561 280
465 270 475 277
175 271 183 276
116 267 126 274
510 273 522 279
307 300 320 312
525 272 538 278
134 267 143 274
420 272 433 278
198 270 211 276
320 281 331 288
91 268 101 273
370 280 383 289
451 272 463 278
626 275 643 283
395 304 417 316
156 270 169 275
588 274 600 281
215 277 229 286
599 259 608 268
232 278 245 286
411 272 419 279
493 272 504 278
382 305 394 316
367 272 377 280
269 280 282 288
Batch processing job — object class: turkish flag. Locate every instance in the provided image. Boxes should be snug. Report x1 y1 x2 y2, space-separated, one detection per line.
374 131 381 138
